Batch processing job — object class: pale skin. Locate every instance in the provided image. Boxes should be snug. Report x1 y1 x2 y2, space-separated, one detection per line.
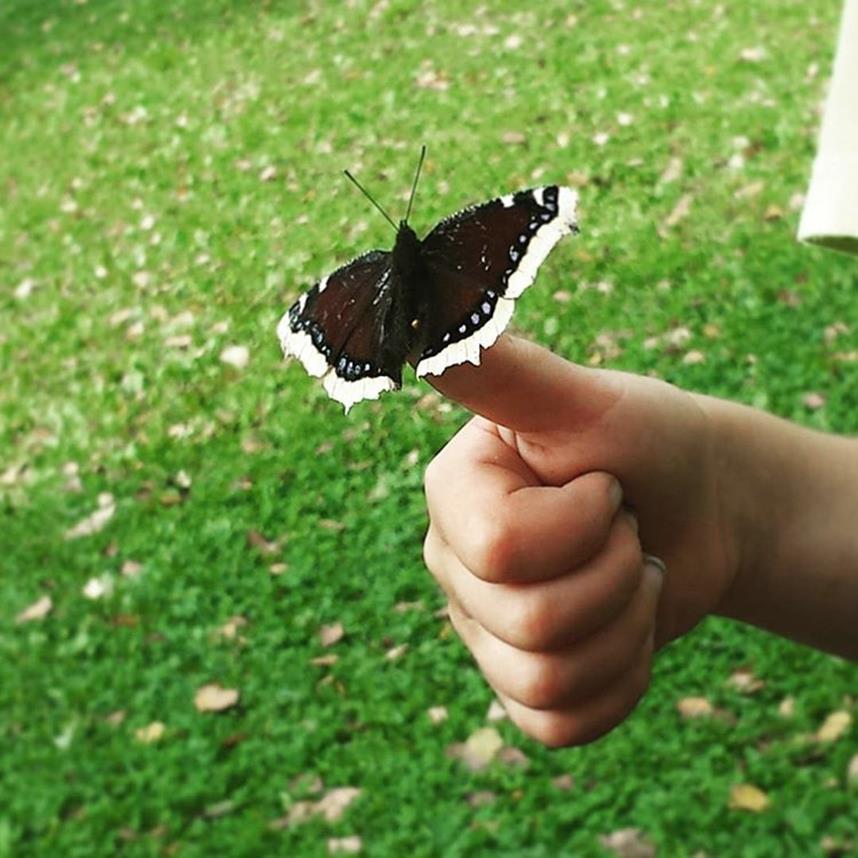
422 335 858 748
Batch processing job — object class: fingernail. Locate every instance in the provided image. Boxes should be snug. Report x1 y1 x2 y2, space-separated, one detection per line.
643 554 667 577
608 476 623 509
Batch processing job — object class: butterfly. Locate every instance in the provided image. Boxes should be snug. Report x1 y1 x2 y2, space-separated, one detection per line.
277 149 579 412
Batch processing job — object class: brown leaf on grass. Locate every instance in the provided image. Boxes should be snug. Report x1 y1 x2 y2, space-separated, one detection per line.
135 721 166 744
659 157 683 184
847 753 858 785
269 562 288 575
220 345 250 369
486 699 508 723
552 774 575 791
501 130 526 145
194 684 240 713
664 193 693 229
467 791 496 807
777 288 802 307
726 668 765 694
319 518 346 532
315 787 362 822
498 746 529 768
599 827 656 858
803 392 826 410
215 615 248 641
815 711 852 743
246 530 280 555
319 623 344 647
824 321 850 343
385 643 408 661
734 180 765 200
729 783 770 812
448 727 504 772
778 696 796 718
328 836 362 854
105 710 126 726
64 497 115 539
311 654 339 667
427 706 448 725
677 697 714 719
16 595 53 623
121 560 143 578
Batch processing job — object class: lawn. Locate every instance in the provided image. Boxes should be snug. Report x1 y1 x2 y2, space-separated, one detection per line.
1 0 857 855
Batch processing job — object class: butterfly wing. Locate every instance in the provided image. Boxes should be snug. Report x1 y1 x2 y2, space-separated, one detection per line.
414 185 578 378
277 250 406 412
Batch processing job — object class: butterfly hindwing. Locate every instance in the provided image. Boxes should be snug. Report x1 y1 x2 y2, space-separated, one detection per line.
414 185 578 378
277 250 406 412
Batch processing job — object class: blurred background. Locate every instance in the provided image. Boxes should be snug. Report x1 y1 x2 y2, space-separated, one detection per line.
2 1 856 855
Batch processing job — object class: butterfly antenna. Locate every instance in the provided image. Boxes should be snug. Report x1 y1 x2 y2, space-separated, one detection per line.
343 169 398 231
404 145 426 225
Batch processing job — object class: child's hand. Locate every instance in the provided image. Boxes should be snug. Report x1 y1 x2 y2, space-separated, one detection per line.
422 335 741 745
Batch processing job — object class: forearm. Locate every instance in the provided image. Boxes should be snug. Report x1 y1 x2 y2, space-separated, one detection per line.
700 395 858 659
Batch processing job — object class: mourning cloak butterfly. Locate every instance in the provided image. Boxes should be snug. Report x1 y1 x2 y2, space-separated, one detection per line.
277 152 579 412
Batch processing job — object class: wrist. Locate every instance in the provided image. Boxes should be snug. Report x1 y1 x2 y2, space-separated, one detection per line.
694 394 858 657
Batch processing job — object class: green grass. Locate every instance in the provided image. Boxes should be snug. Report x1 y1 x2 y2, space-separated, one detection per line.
2 0 857 855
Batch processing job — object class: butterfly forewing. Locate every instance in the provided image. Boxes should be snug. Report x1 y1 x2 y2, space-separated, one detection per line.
414 186 578 378
277 250 404 411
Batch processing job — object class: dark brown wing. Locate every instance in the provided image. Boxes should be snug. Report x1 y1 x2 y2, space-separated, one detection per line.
414 186 578 378
277 250 407 412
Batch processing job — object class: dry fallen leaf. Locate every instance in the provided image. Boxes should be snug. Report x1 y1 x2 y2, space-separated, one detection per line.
659 157 683 184
135 721 166 744
552 774 575 791
816 711 852 743
194 683 240 713
121 560 143 578
315 787 362 822
486 699 508 723
64 499 116 539
328 836 362 854
82 575 114 600
847 753 858 785
220 344 250 369
599 827 656 858
467 791 496 807
803 392 826 410
726 668 765 694
664 193 693 229
778 696 796 718
246 530 280 555
501 130 526 145
216 615 248 641
16 595 53 623
498 746 529 768
105 709 126 727
427 706 448 725
385 643 408 661
319 623 344 647
677 697 714 719
453 727 504 771
311 654 339 667
729 783 770 812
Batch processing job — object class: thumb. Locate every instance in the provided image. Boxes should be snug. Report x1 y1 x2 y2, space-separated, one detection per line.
420 334 623 433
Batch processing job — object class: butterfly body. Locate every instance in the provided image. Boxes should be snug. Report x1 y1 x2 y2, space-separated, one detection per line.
278 185 579 412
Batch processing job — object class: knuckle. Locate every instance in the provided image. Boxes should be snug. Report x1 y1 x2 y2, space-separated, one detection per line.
517 659 565 710
610 521 644 597
423 455 445 501
532 714 593 749
508 596 553 650
468 516 518 582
